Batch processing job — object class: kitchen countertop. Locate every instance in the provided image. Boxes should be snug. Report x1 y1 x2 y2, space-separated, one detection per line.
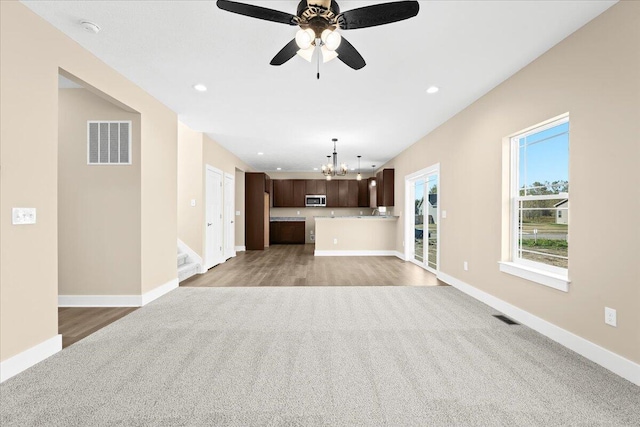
270 217 306 222
314 216 399 219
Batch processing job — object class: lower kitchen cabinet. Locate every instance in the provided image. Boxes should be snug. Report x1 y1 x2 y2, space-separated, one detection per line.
270 221 305 244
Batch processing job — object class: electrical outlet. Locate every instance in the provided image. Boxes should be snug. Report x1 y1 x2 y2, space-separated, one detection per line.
360 211 363 215
190 199 197 207
442 210 447 219
297 211 300 215
331 211 334 215
605 307 617 327
333 238 338 245
235 211 241 216
463 261 468 271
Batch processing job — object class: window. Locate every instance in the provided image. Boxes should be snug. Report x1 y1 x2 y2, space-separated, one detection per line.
88 121 131 164
500 115 570 291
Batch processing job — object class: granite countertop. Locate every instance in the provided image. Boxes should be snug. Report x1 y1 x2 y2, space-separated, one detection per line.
314 216 399 219
270 217 306 222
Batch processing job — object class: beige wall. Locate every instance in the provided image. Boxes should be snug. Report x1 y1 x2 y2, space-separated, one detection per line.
315 218 397 251
383 2 640 363
58 88 141 295
1 2 177 361
177 122 204 255
177 126 252 258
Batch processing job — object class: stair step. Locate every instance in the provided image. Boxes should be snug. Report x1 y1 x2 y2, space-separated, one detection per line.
178 261 199 282
177 252 188 266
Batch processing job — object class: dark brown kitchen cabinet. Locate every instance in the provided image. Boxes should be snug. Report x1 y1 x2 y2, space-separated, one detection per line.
293 180 306 207
358 180 369 207
316 180 326 196
305 180 316 195
326 180 339 207
338 180 349 207
273 180 285 207
245 172 271 250
375 169 395 207
270 221 305 244
348 180 359 207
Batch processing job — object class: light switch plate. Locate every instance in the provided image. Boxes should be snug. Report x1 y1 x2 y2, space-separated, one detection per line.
12 208 36 225
235 211 241 216
190 199 197 207
442 210 447 218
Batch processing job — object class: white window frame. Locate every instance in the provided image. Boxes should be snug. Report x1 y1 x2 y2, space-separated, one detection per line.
87 121 132 165
499 114 571 292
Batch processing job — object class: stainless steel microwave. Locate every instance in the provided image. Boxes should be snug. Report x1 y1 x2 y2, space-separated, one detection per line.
305 195 326 207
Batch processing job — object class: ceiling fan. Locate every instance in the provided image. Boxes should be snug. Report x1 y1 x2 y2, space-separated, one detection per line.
216 0 420 71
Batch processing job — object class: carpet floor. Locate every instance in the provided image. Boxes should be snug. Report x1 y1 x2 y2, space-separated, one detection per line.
1 287 639 426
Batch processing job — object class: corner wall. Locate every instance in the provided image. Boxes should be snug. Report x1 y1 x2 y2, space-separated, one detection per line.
0 1 178 363
58 88 141 296
383 2 640 364
177 124 252 258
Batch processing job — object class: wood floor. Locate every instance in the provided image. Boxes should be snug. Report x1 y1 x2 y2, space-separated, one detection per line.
182 244 445 287
58 307 138 348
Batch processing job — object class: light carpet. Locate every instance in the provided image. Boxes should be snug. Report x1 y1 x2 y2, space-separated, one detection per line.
1 286 639 426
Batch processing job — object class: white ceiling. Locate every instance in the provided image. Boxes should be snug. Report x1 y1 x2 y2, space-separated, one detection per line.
24 0 616 172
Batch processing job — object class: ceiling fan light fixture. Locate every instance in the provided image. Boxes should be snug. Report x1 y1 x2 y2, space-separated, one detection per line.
297 45 315 62
321 45 338 63
295 28 315 49
324 30 342 51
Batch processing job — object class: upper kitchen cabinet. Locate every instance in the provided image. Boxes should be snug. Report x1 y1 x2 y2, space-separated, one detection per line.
292 180 306 207
375 169 395 207
358 180 369 207
326 180 340 207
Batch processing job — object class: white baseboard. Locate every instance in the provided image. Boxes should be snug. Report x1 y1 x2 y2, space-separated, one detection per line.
59 278 178 308
1 335 62 383
394 251 406 261
314 250 399 257
58 294 142 307
141 278 178 305
235 246 246 252
437 272 640 387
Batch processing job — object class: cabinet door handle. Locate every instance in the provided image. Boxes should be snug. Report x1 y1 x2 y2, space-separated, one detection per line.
207 223 212 226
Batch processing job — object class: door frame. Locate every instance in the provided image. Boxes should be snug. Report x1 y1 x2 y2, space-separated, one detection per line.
223 172 235 260
205 165 224 269
404 163 440 273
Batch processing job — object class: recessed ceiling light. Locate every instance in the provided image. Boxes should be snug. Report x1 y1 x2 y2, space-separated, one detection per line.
277 167 282 171
313 168 318 171
80 20 101 34
257 152 264 156
350 168 355 171
193 84 207 92
426 86 439 94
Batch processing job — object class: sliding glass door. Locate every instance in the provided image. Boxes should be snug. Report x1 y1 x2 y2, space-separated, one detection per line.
407 165 439 273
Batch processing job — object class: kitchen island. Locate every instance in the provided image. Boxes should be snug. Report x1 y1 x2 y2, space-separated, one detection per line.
314 216 399 257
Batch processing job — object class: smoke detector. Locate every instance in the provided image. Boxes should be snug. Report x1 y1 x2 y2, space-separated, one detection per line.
80 21 101 34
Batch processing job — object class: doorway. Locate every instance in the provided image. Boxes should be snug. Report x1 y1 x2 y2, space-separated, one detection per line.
405 164 440 273
205 165 224 269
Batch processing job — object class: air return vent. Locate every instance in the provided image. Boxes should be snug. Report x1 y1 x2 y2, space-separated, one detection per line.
493 314 519 325
88 121 131 164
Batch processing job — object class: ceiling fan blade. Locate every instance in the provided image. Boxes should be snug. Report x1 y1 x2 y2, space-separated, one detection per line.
270 39 299 66
336 37 366 70
338 1 419 30
217 0 298 25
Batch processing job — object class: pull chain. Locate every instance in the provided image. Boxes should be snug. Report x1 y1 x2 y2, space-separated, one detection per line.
317 45 320 80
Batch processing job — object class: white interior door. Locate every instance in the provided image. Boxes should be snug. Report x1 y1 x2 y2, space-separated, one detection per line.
205 166 224 269
224 173 235 260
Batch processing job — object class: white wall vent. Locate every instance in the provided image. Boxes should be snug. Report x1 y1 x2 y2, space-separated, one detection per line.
87 121 131 165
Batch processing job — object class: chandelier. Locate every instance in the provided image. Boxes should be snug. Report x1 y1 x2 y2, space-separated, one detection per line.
321 138 348 179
